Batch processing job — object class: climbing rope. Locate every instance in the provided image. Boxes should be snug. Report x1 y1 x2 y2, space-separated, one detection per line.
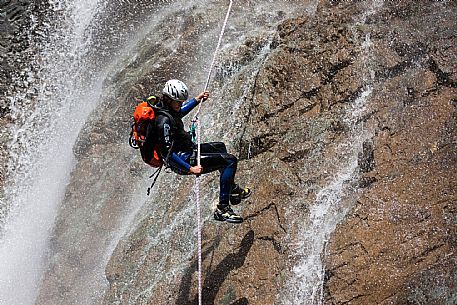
198 0 234 114
195 117 203 305
193 1 233 305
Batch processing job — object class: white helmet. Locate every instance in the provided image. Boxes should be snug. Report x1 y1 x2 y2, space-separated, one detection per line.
163 79 189 102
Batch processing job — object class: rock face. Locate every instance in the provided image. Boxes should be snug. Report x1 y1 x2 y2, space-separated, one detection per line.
101 1 456 305
35 2 313 304
0 0 32 102
0 0 33 213
9 0 453 304
0 0 49 223
322 2 457 305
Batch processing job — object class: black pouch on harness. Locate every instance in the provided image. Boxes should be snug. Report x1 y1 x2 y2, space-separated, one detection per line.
189 149 197 166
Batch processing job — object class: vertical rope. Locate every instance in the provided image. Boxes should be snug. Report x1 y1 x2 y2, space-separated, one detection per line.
203 0 233 91
195 118 202 305
194 0 233 117
193 2 233 305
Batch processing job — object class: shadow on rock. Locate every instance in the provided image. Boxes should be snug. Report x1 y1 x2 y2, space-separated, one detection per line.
230 297 249 305
177 230 255 305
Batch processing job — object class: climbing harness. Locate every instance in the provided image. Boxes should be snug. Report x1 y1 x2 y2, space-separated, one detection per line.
192 1 233 305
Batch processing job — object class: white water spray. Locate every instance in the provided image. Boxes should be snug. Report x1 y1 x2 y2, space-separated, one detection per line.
0 1 105 304
281 2 383 302
282 85 373 305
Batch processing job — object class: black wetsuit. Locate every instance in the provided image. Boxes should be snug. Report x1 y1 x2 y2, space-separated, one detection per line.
143 97 238 206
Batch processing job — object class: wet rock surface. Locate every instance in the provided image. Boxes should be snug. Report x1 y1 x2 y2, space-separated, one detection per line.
0 0 51 222
102 5 364 305
35 1 305 304
0 0 33 227
101 1 456 304
100 1 456 305
4 0 453 304
322 2 457 305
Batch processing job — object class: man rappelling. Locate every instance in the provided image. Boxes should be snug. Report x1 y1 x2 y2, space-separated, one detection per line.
131 1 237 302
131 79 251 223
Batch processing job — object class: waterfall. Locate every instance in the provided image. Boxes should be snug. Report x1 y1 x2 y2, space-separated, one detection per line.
0 1 106 304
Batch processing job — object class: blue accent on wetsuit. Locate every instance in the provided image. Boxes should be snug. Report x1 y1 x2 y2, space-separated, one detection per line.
156 99 238 206
170 151 193 171
179 97 199 117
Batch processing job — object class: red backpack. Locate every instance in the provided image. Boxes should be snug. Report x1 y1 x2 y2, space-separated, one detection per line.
129 96 163 168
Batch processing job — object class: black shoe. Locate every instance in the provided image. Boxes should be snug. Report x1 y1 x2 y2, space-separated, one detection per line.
230 184 252 205
214 206 243 223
